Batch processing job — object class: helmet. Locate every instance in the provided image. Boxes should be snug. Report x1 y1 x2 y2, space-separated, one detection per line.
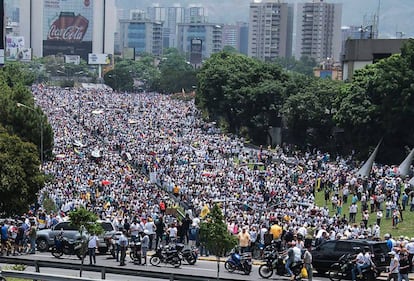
144 229 150 235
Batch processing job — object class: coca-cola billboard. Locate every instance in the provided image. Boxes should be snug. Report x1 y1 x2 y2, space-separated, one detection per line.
47 12 88 42
43 0 93 60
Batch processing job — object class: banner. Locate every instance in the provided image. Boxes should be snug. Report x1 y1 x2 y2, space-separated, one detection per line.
43 0 93 60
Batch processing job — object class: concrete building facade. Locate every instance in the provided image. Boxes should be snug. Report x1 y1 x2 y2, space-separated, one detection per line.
119 18 163 57
177 22 222 61
295 0 342 63
19 0 116 60
248 0 293 61
342 39 408 81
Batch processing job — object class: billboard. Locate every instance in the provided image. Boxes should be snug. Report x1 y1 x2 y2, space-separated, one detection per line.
88 53 111 65
65 55 81 65
43 0 93 60
190 38 202 65
6 48 32 61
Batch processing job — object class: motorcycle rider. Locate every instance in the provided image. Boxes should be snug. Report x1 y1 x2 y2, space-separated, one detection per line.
285 241 302 280
351 246 373 281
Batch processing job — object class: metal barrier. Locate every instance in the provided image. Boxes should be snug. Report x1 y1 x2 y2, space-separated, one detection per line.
0 257 234 281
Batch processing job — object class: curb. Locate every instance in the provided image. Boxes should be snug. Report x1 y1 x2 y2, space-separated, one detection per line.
197 256 264 265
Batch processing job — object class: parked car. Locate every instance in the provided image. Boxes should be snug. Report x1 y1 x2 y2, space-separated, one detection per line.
311 239 390 275
36 220 116 254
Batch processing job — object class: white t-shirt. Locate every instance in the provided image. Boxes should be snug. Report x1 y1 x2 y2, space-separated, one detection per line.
168 226 177 238
88 235 99 248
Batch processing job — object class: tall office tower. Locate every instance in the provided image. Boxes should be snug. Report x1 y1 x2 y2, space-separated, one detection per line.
177 22 222 62
295 0 342 63
248 0 294 62
222 22 249 55
146 6 185 48
185 6 206 23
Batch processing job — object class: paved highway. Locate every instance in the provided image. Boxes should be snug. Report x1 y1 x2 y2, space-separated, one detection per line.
1 252 393 281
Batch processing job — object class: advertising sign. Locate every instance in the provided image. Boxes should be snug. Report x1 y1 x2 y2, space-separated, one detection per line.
43 0 93 60
65 55 81 65
6 36 25 48
190 38 202 65
88 53 111 65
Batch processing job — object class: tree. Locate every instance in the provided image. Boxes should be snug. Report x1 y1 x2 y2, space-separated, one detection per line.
335 39 414 162
68 207 103 277
282 76 342 149
199 204 238 279
0 125 44 216
157 48 197 94
0 66 54 162
196 51 288 142
104 67 134 92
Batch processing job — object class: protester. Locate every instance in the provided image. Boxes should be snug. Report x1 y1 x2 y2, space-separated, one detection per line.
23 85 413 269
88 232 99 265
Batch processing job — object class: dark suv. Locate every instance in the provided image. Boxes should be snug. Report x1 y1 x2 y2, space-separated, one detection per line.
312 239 390 274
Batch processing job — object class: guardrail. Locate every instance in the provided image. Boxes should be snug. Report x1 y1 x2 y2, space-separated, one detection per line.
0 257 234 281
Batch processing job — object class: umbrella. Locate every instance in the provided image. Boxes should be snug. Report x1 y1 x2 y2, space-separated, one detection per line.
101 180 111 186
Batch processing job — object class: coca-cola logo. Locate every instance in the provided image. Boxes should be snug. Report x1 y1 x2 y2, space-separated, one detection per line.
48 25 86 41
47 14 89 42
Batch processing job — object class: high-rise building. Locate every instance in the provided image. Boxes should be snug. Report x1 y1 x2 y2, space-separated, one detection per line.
177 22 222 62
295 0 342 63
119 17 163 57
147 6 186 49
18 0 116 60
248 0 294 62
222 22 249 55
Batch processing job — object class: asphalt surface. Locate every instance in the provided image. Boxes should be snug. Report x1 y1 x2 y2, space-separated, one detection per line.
2 251 414 280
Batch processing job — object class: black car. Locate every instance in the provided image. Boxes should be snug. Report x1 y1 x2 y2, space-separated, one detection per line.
311 239 390 274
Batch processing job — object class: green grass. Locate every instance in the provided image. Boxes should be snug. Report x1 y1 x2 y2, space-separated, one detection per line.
314 189 414 238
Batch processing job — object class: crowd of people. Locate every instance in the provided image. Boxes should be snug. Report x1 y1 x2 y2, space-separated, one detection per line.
2 85 413 278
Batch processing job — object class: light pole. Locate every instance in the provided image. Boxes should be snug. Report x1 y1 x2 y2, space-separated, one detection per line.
16 102 44 167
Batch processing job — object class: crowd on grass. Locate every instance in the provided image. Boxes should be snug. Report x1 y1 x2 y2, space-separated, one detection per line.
1 85 414 269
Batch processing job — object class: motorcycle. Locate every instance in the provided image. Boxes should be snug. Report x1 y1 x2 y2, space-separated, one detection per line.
150 244 182 268
258 249 303 280
328 253 377 281
224 248 252 275
129 236 142 265
171 243 198 265
51 236 86 259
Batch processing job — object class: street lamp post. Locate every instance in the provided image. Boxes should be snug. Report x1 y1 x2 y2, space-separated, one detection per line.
17 102 44 167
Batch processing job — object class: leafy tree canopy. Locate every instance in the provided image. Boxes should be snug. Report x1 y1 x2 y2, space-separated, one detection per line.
0 125 43 216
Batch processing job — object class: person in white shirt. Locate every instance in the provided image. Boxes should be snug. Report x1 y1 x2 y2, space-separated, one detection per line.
144 218 156 250
167 223 178 244
129 220 141 242
118 231 129 266
88 233 99 265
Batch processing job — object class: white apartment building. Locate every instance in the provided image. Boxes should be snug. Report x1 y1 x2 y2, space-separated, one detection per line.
295 0 342 62
248 0 294 61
